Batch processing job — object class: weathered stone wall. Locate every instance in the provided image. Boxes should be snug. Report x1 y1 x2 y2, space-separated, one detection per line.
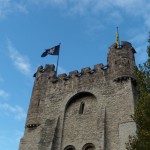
19 41 137 150
108 41 136 81
62 94 100 150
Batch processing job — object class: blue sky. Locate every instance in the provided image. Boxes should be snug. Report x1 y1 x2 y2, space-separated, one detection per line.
0 0 150 149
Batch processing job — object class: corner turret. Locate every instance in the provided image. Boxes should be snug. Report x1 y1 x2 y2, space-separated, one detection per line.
107 41 136 81
25 64 56 128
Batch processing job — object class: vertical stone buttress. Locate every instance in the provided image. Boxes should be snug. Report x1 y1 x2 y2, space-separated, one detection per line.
19 65 56 150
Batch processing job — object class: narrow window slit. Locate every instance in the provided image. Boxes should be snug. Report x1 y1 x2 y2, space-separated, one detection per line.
79 102 85 114
37 99 40 107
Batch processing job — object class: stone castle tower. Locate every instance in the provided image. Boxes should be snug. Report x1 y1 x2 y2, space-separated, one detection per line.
19 41 137 150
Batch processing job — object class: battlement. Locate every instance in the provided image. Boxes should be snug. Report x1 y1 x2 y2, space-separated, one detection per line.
34 63 108 83
33 41 136 85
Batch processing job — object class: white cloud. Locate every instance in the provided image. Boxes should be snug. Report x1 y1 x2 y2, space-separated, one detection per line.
7 40 32 76
0 89 9 98
31 0 65 5
0 0 11 18
28 0 150 36
0 0 28 19
0 0 149 34
15 3 28 14
111 0 150 29
30 0 149 15
0 103 26 120
0 0 149 27
108 11 123 24
65 0 95 16
85 18 105 36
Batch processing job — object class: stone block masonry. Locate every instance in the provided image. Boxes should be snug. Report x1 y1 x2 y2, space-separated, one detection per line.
19 41 137 150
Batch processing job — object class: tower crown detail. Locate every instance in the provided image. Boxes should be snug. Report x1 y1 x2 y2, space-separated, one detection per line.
108 41 136 81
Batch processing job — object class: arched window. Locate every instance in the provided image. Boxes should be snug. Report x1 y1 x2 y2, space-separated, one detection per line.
64 145 75 150
79 102 85 114
82 143 95 150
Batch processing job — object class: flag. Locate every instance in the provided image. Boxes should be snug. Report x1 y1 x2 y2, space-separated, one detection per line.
41 44 60 57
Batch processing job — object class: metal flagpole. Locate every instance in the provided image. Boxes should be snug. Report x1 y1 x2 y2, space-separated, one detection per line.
56 43 61 76
56 54 59 76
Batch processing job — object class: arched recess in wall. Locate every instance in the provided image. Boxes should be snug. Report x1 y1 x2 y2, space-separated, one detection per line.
82 143 95 150
62 92 99 149
65 92 96 111
64 145 75 150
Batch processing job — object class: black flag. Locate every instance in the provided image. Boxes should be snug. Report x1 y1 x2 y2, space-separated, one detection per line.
41 44 60 57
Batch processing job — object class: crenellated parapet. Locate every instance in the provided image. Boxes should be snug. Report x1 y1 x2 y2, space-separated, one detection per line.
34 41 136 85
34 63 108 83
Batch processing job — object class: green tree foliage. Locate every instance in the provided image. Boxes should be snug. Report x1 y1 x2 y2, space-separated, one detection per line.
126 33 150 150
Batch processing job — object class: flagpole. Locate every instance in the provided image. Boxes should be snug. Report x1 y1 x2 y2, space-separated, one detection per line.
56 54 59 76
56 43 61 76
